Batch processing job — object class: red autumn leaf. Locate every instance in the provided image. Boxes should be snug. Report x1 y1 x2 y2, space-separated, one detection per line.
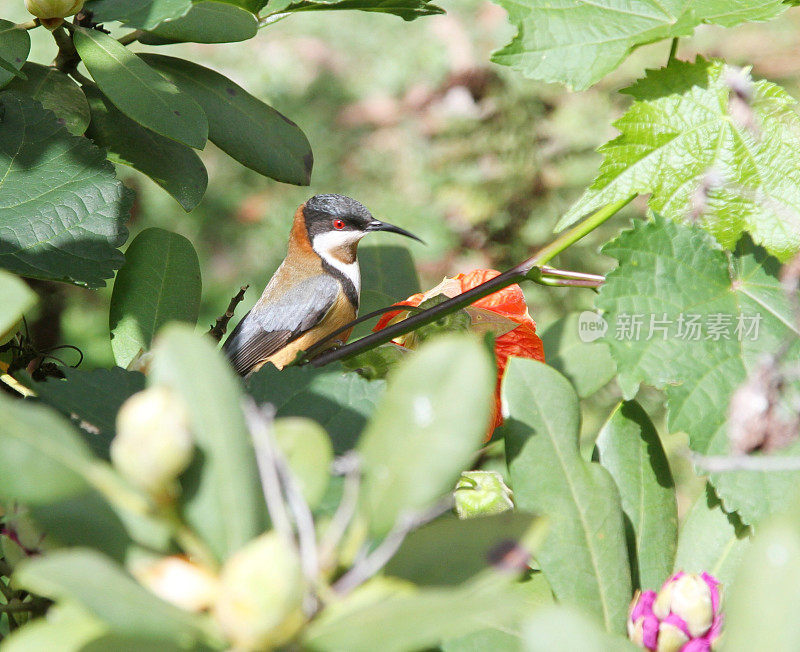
374 269 545 440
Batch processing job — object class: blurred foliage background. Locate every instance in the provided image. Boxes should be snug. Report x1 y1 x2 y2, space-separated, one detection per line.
8 0 800 514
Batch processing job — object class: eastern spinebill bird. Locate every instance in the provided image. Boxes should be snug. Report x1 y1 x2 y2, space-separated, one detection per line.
223 194 422 376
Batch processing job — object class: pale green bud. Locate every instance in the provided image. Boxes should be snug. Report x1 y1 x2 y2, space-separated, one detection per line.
24 0 83 29
214 532 305 649
111 387 193 496
454 470 513 519
133 556 218 613
656 621 689 652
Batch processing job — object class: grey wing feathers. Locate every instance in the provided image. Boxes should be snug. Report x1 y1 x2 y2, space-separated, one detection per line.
223 275 339 376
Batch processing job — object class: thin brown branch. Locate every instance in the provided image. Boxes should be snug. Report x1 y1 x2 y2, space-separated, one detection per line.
209 285 249 343
118 30 144 46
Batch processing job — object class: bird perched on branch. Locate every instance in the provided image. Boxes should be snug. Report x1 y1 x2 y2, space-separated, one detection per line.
223 194 422 376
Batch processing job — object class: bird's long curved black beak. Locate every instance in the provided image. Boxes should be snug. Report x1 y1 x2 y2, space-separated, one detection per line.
367 219 425 244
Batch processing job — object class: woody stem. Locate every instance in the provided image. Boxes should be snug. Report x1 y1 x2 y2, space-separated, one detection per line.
307 197 633 366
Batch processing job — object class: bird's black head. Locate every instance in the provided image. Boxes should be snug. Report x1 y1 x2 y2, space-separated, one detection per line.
302 194 423 245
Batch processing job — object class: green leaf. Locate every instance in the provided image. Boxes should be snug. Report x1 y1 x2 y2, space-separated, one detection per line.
0 92 130 288
6 63 90 136
30 367 146 460
73 28 207 149
358 334 494 537
139 54 312 185
0 56 26 81
149 325 267 562
503 359 631 633
13 549 209 645
0 269 35 339
0 21 30 89
353 244 420 338
674 484 751 587
273 417 332 509
385 513 544 586
596 401 677 590
521 606 640 652
246 364 384 454
305 578 534 652
84 0 193 29
491 1 786 90
139 1 258 43
109 228 202 368
264 0 444 21
84 86 207 211
558 59 800 261
540 312 616 398
596 216 800 525
1 602 107 652
0 392 99 503
722 503 800 651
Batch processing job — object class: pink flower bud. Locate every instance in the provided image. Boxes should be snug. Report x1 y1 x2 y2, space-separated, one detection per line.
627 571 723 651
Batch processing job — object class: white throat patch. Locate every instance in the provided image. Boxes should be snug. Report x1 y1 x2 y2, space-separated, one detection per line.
312 230 362 294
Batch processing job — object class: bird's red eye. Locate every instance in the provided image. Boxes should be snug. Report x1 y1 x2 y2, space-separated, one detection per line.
333 219 345 230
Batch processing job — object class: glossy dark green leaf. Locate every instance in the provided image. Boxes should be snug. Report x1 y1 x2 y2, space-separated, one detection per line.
109 228 202 368
359 335 494 537
0 21 29 89
84 86 207 210
386 513 544 586
0 92 130 288
674 484 751 587
354 244 420 338
84 0 193 29
14 549 209 645
264 0 444 21
540 312 616 398
503 359 631 633
140 54 312 184
150 325 267 562
0 56 26 81
73 28 207 149
31 367 146 460
596 401 677 590
0 269 35 339
246 364 384 454
6 63 90 135
139 1 258 43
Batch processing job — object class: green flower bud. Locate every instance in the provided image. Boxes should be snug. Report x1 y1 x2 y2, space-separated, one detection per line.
111 387 193 496
24 0 83 29
214 532 306 649
454 470 513 519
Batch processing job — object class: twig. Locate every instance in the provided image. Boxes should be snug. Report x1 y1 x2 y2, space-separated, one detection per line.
52 26 80 75
69 69 93 86
307 197 633 366
318 453 361 569
690 451 800 472
274 452 319 591
332 497 454 596
209 285 249 342
244 401 294 542
14 20 40 30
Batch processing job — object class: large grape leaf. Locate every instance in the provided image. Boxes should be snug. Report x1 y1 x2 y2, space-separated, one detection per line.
558 59 800 262
0 92 131 288
491 1 786 90
596 216 800 526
